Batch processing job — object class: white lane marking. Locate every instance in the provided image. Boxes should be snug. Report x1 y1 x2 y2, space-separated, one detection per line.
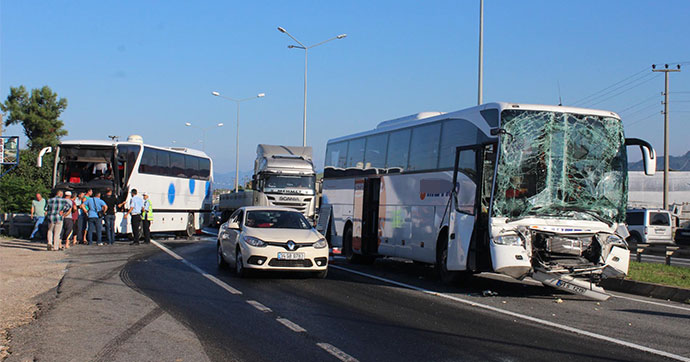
151 239 242 295
330 265 690 362
317 342 359 362
247 300 272 313
610 293 690 312
276 318 306 333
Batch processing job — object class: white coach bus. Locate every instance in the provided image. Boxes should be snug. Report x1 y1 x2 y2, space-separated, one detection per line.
38 135 212 237
320 102 656 299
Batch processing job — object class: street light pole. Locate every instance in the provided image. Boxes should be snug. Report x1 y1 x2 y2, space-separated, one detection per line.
277 27 346 147
185 122 224 151
212 91 265 193
477 0 484 105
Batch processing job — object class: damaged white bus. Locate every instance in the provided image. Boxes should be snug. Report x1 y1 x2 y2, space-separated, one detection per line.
320 103 656 300
37 135 213 237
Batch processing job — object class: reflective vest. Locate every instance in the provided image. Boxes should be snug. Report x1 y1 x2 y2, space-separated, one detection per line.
143 199 154 221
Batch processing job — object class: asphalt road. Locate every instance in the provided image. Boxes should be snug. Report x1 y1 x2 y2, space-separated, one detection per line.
123 237 690 362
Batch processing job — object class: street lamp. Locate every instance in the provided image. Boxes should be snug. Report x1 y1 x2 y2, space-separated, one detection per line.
277 26 347 147
184 122 224 151
212 91 265 192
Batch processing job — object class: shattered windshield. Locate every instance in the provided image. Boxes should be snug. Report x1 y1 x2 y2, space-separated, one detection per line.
492 110 628 224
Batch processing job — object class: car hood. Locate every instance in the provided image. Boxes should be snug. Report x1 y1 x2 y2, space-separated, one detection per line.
244 228 322 243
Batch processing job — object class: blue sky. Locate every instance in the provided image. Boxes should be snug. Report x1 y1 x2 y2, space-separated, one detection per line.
1 0 689 174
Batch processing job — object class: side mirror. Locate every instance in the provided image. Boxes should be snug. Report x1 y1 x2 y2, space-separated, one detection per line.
37 146 52 167
625 138 656 176
228 221 241 230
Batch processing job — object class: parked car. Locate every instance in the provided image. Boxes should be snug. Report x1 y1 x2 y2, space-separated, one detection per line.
625 208 674 244
216 206 328 278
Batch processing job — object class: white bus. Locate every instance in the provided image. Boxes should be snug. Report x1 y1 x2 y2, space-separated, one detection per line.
38 135 213 237
320 102 656 300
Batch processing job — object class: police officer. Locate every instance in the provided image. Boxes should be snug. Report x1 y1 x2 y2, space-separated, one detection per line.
142 192 154 244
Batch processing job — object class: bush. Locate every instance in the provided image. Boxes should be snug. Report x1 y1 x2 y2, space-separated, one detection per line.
0 149 53 213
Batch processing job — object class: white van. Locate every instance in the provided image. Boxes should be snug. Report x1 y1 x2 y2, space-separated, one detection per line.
625 209 674 244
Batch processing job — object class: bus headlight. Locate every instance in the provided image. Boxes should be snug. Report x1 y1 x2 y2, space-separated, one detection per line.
493 234 523 246
243 236 267 247
605 234 627 247
313 238 327 249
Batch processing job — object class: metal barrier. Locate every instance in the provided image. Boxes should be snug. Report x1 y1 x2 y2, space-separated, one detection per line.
635 243 684 265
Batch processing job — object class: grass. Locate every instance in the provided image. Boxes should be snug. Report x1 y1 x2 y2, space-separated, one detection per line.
627 261 690 289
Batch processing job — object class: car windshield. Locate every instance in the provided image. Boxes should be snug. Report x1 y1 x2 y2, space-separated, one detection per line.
492 110 628 224
245 210 312 229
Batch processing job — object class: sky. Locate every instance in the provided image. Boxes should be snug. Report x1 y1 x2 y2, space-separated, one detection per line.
1 0 689 175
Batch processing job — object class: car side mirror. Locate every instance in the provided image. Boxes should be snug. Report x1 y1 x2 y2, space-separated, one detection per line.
625 138 656 176
228 221 241 230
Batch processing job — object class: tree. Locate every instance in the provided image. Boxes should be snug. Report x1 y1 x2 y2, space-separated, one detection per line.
1 85 68 151
0 149 53 213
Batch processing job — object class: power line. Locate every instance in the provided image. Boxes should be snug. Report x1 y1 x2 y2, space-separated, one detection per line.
617 94 660 114
569 66 649 106
585 73 660 107
624 110 661 127
620 101 661 116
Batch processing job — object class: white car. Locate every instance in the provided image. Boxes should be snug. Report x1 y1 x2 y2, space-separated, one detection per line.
217 206 329 278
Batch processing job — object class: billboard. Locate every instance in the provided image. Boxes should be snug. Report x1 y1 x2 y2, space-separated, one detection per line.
0 136 19 165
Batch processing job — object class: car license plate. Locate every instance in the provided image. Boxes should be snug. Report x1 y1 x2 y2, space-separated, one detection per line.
655 228 666 234
278 252 305 260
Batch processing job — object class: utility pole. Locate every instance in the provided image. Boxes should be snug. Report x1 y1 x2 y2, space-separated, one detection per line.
652 63 681 210
477 0 484 105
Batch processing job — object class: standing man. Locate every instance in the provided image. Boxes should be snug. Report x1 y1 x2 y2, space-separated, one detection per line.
45 190 72 251
30 193 47 240
69 192 80 247
142 192 154 244
60 191 75 249
86 191 107 245
124 189 144 245
76 192 87 244
102 188 118 245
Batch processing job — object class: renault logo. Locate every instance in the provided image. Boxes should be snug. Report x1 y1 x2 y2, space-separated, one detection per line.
287 240 296 251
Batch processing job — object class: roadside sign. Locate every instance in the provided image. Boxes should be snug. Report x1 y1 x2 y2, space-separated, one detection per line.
0 136 19 165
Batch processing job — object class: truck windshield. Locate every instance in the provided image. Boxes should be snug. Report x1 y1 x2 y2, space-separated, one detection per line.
264 175 315 192
492 110 628 224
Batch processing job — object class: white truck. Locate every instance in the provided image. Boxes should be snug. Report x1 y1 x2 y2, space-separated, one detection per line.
218 144 317 222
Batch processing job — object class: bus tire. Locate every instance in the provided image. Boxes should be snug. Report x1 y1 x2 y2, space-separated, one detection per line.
436 229 469 284
185 213 195 238
343 224 375 265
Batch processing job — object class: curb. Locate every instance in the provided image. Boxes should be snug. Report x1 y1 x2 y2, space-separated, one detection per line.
600 278 690 304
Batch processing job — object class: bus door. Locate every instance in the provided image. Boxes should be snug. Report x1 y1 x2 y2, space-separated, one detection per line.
352 177 380 256
448 143 496 271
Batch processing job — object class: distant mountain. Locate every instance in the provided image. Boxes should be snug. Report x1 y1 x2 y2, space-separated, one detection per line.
629 151 690 171
212 170 254 188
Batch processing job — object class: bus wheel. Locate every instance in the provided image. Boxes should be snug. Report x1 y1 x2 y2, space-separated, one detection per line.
343 225 374 264
185 213 195 238
436 231 469 284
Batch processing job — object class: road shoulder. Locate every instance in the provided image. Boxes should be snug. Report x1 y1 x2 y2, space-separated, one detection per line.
4 241 210 362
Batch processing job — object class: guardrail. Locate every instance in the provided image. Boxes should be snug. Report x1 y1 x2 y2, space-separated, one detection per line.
634 243 686 265
0 213 35 238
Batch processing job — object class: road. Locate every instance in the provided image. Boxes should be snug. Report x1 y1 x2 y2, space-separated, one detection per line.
123 237 690 362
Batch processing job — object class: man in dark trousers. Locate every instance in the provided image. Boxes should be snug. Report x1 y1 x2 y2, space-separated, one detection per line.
142 192 154 244
124 189 144 245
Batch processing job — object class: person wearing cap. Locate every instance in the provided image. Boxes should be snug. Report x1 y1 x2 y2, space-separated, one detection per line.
125 189 144 245
60 191 76 248
142 192 154 244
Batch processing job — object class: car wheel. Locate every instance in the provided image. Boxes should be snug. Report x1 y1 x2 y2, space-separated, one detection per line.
314 269 328 279
217 242 228 269
235 247 247 277
627 232 642 245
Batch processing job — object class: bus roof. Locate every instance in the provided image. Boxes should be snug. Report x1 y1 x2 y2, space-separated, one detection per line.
327 102 621 144
58 139 210 159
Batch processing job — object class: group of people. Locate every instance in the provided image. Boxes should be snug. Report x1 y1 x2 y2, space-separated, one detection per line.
30 188 154 251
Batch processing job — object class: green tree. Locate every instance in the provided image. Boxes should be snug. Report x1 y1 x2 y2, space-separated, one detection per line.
0 149 54 213
1 85 68 151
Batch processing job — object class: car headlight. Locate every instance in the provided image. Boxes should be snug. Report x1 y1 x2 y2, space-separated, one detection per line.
243 236 266 247
313 238 327 249
493 234 523 246
606 234 627 247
